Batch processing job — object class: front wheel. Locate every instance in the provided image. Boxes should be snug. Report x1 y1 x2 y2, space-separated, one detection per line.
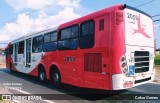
51 69 61 88
38 67 46 82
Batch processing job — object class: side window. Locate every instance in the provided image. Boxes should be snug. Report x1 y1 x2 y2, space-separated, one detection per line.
51 32 57 41
71 26 78 38
43 31 57 52
18 41 24 54
58 25 78 50
80 20 95 49
32 36 43 53
9 44 13 54
5 48 9 57
44 34 50 43
61 28 71 40
99 19 104 31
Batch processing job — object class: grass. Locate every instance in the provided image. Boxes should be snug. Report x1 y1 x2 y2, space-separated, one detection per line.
155 55 160 65
155 55 160 59
155 55 160 74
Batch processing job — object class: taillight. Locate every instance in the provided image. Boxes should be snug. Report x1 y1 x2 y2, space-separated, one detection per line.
121 63 126 68
121 56 125 62
116 10 124 25
120 55 128 76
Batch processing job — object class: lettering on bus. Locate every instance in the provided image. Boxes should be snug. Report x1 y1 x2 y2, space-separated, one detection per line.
64 56 75 62
127 13 138 20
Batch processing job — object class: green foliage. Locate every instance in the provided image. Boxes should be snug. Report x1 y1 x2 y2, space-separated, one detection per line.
155 55 160 65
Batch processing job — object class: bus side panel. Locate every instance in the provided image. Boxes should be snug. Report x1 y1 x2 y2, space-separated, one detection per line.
57 51 79 86
6 57 10 69
82 14 111 90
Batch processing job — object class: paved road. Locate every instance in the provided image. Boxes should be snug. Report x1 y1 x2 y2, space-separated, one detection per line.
0 68 160 103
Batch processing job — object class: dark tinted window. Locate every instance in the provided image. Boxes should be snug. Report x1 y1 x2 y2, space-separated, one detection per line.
82 22 89 36
58 25 78 50
89 21 94 34
9 44 13 54
71 26 78 38
32 36 43 53
43 31 57 52
18 41 24 54
58 39 78 50
61 28 71 40
80 20 95 49
44 34 50 43
51 32 57 41
5 48 9 57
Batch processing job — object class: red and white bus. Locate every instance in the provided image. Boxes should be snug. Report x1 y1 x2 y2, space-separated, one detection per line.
5 4 155 90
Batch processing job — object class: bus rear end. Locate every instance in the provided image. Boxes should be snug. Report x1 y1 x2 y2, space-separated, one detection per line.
112 5 155 90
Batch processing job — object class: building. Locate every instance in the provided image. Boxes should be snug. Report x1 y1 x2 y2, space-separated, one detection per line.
0 48 5 56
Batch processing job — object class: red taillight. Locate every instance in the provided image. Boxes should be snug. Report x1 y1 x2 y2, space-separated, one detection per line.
121 57 125 62
120 55 128 76
116 10 124 25
121 63 126 68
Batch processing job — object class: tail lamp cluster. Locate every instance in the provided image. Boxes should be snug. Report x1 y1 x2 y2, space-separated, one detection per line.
120 55 128 76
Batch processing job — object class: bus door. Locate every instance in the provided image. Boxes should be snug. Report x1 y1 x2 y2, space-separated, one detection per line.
14 43 18 64
26 39 31 65
31 36 43 68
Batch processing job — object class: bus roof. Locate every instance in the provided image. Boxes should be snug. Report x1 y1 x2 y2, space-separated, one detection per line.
58 4 123 29
10 4 123 44
11 26 58 43
10 4 151 44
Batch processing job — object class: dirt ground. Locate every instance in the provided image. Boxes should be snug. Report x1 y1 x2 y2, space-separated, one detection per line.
154 65 160 82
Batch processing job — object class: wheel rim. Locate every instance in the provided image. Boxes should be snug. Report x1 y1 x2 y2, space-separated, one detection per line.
53 73 59 82
40 70 45 81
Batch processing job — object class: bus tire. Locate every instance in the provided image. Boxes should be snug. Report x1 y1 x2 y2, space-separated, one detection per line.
51 68 61 88
38 66 46 82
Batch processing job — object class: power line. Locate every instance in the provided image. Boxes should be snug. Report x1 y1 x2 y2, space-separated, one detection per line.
152 14 160 17
136 0 156 8
154 19 160 22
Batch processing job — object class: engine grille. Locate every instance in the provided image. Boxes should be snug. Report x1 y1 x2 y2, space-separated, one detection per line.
84 53 102 73
135 77 151 84
134 51 149 73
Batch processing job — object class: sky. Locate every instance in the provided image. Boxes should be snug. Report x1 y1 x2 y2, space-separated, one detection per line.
0 0 160 48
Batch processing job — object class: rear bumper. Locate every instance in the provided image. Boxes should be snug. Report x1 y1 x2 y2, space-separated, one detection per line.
112 68 155 90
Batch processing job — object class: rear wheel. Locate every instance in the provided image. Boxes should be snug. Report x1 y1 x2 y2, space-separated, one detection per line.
51 69 61 88
38 66 46 82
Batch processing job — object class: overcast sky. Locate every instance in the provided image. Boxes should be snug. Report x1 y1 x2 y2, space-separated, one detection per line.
0 0 160 48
